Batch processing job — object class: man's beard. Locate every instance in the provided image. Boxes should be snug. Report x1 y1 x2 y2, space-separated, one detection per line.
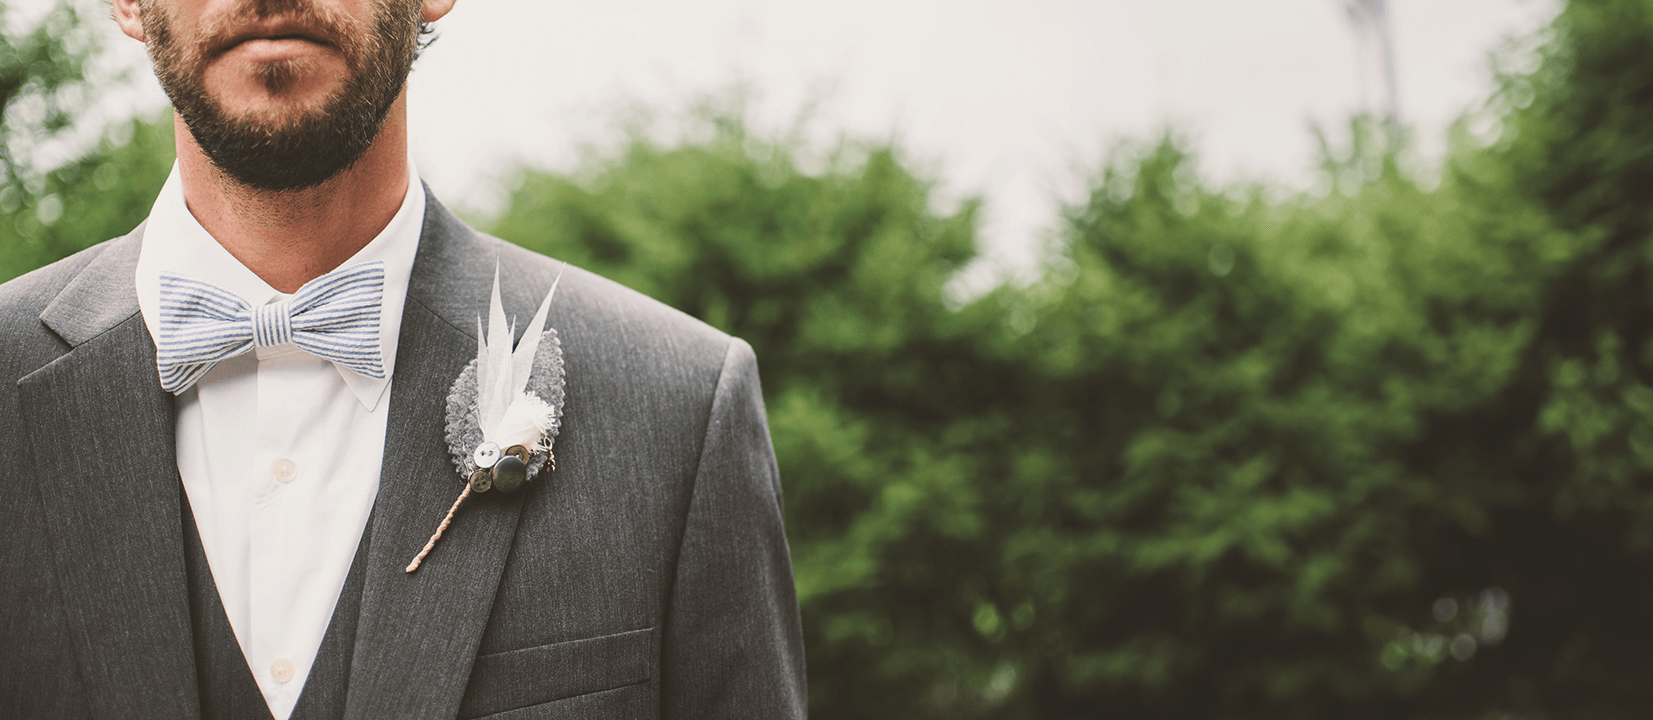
141 0 420 192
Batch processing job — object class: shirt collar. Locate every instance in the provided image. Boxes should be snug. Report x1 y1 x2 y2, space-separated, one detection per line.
134 159 426 412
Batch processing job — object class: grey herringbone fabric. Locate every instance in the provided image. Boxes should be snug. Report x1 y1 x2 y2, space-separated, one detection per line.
0 192 806 719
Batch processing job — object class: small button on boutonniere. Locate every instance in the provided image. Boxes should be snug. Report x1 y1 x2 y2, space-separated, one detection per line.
407 263 568 573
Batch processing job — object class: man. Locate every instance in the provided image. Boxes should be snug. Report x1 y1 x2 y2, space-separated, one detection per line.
0 0 806 717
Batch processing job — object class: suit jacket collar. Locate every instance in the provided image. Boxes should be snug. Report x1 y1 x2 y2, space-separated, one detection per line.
33 185 507 348
26 192 526 720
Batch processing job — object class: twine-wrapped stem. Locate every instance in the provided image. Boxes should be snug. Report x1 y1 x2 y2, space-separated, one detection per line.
406 484 472 573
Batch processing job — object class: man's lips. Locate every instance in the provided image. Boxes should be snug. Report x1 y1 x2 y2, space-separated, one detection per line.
212 19 336 56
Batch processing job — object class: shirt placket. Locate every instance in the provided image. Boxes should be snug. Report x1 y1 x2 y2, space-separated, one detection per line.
250 348 307 716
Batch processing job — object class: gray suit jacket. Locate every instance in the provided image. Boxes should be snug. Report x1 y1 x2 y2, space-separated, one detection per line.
0 193 807 719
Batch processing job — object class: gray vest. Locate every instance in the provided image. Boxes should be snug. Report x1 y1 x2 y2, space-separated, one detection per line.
181 487 370 720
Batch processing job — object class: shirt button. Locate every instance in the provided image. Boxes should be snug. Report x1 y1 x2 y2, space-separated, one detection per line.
271 658 295 683
273 459 297 483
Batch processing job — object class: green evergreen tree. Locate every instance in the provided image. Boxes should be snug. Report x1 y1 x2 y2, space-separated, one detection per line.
487 2 1653 714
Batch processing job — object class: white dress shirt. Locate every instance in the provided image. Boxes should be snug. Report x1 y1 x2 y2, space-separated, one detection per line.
134 162 425 720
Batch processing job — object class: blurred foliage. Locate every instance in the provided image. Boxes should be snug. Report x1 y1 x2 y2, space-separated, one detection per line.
488 0 1653 716
0 1 172 283
8 0 1653 717
0 0 94 180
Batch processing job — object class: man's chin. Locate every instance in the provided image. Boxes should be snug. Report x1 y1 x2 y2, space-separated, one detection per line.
184 87 396 192
175 61 401 191
208 92 337 121
211 99 336 138
197 134 369 192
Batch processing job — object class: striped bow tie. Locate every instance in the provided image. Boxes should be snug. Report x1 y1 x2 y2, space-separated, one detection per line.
155 261 387 393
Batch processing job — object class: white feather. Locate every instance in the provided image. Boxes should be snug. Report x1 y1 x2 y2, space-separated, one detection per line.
482 267 514 433
476 262 568 445
486 393 555 450
510 264 566 401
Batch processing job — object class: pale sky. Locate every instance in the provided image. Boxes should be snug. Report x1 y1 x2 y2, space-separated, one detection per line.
19 0 1559 279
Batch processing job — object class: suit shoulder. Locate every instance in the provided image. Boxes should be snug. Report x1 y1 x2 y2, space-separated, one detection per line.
0 241 114 336
0 234 135 387
486 234 734 371
409 198 739 393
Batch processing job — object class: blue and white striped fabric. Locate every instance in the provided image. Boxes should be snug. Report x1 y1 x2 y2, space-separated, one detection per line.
155 261 387 393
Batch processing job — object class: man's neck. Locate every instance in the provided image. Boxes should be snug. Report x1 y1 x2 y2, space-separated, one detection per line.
175 96 412 294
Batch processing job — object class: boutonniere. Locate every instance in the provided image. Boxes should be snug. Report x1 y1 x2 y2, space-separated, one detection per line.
407 263 568 573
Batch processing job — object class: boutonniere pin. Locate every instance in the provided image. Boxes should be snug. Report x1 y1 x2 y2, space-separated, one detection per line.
407 263 568 573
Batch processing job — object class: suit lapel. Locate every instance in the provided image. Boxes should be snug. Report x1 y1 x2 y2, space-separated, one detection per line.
343 194 530 719
21 231 202 720
22 198 540 719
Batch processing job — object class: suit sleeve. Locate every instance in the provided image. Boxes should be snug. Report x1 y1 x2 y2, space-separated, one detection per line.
660 337 807 718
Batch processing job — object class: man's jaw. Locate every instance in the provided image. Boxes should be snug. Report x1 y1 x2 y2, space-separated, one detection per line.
148 0 417 192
